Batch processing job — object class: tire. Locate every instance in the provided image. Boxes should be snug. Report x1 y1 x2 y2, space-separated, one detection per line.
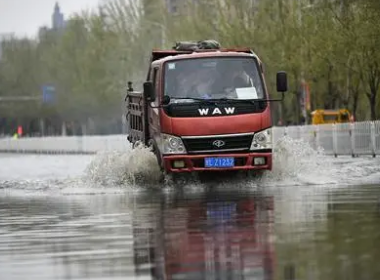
149 140 163 173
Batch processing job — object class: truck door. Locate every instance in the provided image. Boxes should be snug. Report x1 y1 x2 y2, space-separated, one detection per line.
148 67 161 146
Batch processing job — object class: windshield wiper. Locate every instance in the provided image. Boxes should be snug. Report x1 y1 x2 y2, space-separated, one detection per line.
168 97 216 104
205 98 266 104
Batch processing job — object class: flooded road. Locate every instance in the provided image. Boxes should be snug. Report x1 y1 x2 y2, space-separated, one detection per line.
1 185 380 280
0 138 380 280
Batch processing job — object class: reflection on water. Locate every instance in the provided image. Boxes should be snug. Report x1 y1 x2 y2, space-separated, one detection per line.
132 192 275 280
1 185 380 279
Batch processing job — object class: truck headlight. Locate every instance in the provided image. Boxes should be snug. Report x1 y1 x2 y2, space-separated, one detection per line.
159 133 187 155
250 128 272 150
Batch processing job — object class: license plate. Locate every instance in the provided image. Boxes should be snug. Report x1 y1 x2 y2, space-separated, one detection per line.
204 157 234 168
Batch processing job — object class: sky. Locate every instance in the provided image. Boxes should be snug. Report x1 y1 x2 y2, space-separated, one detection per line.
0 0 102 38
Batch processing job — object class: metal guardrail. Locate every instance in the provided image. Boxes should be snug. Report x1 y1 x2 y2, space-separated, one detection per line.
272 121 380 157
0 121 379 156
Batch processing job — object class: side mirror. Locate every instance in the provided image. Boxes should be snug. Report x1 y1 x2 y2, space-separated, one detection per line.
276 71 288 93
143 81 155 102
162 95 171 105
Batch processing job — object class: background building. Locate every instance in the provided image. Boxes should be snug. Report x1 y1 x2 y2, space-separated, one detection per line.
52 2 66 30
38 2 67 40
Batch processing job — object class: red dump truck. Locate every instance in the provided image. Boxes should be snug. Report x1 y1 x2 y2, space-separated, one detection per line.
126 40 288 179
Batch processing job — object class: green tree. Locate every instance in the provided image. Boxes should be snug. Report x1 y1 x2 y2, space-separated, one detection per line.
0 36 41 118
1 0 380 136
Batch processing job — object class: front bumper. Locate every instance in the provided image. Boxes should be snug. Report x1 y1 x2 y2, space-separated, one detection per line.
163 152 272 173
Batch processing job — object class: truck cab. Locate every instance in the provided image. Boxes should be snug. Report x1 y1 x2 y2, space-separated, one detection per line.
126 40 288 177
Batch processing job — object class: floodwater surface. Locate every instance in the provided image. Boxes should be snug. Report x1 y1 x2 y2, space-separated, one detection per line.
0 137 380 280
1 185 380 280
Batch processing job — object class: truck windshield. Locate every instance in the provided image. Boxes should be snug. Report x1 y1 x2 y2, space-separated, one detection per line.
164 57 265 101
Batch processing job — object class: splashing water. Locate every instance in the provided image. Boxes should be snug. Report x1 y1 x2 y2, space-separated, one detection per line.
82 135 380 189
259 136 338 186
1 135 378 195
83 135 343 189
84 144 162 187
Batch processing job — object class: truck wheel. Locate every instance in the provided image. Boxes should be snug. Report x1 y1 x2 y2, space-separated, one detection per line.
150 142 164 174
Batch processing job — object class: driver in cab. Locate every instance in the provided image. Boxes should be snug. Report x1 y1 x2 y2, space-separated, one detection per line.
170 59 253 101
185 62 251 100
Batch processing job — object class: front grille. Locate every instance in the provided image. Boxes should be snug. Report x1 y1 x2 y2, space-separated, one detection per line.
182 134 253 153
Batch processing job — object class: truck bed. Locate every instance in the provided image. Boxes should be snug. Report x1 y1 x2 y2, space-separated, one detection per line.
126 91 147 145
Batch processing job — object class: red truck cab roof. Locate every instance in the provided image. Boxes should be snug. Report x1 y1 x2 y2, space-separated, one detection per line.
150 48 262 66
